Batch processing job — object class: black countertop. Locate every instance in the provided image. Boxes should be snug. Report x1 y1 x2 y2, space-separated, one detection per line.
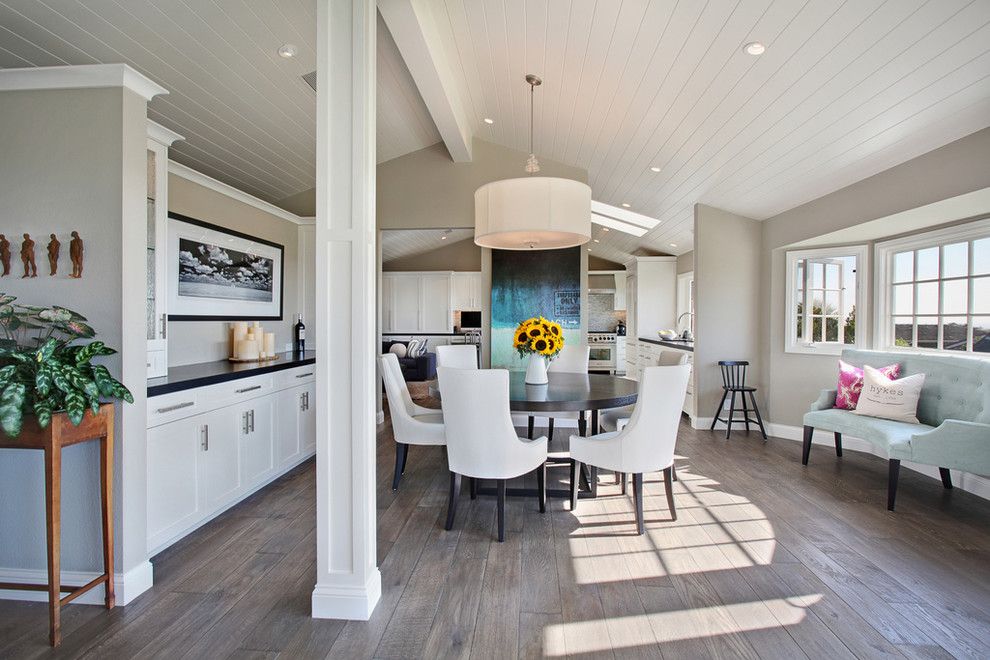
638 336 694 352
148 351 316 397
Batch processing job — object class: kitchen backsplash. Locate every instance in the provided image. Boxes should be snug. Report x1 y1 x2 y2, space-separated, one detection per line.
589 292 626 332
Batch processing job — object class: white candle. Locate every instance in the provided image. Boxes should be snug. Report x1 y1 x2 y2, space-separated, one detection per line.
264 332 276 356
236 338 259 361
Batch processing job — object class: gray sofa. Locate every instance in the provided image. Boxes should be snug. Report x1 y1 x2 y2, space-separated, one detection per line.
802 349 990 510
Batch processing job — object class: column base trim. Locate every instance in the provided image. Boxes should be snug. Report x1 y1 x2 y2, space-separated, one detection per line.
312 568 382 620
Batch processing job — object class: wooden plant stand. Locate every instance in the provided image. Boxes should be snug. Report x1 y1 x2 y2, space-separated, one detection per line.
0 403 115 647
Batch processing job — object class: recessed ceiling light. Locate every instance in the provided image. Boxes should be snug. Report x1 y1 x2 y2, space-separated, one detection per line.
650 166 660 173
743 42 765 56
669 243 677 248
483 117 494 125
621 203 631 208
587 248 592 252
278 43 298 58
601 227 610 232
593 239 600 243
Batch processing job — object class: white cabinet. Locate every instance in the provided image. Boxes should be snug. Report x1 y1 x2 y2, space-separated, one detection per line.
613 274 627 310
146 365 316 554
146 121 183 378
451 272 482 310
630 257 677 338
381 272 455 333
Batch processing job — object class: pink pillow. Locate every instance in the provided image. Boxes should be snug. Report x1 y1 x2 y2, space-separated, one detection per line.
835 360 901 410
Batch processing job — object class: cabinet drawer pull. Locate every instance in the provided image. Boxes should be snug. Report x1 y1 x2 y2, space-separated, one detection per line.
236 385 262 394
295 372 314 378
243 411 250 434
156 401 194 414
250 409 256 433
201 425 209 451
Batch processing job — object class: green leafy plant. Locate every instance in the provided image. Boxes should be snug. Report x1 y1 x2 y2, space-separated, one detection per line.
0 294 133 437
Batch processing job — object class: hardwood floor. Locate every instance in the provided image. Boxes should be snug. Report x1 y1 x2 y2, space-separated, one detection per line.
2 408 990 659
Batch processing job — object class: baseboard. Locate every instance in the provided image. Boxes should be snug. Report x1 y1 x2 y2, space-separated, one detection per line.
0 560 153 606
312 568 382 620
768 422 990 502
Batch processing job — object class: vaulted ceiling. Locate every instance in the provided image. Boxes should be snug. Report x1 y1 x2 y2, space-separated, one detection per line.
3 0 990 261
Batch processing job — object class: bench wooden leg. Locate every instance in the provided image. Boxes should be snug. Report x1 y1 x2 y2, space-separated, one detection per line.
888 460 901 511
939 467 953 489
802 426 814 465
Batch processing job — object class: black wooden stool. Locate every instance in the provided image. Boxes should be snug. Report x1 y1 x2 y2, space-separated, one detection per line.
710 360 767 440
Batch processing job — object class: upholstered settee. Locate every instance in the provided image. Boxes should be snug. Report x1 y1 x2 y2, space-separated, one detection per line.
802 349 990 510
382 341 436 382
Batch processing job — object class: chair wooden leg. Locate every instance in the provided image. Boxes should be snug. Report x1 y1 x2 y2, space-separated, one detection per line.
887 460 901 511
710 390 728 430
939 467 953 489
470 477 477 500
548 417 554 443
632 473 644 535
392 442 408 491
570 460 581 511
589 466 599 498
44 444 63 647
496 479 506 542
802 426 814 465
741 391 752 432
100 433 115 610
614 470 621 485
591 409 599 435
578 411 587 436
527 416 534 439
444 472 461 530
620 472 627 495
671 463 677 481
663 466 676 521
536 463 546 513
725 391 737 439
749 391 768 441
834 432 843 457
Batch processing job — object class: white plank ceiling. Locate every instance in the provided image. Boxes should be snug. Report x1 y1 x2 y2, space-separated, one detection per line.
0 0 439 207
3 1 990 260
381 228 474 263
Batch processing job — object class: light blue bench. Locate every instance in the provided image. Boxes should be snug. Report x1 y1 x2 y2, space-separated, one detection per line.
802 349 990 510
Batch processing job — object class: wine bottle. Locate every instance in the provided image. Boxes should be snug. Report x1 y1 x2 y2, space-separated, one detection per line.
294 314 306 354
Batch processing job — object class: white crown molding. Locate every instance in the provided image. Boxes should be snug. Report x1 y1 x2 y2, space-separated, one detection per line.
167 160 307 225
0 64 168 101
147 119 184 147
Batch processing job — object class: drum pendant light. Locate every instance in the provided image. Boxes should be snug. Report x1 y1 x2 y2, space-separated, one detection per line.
474 74 591 250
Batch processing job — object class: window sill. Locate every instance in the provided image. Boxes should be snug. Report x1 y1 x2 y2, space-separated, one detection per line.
785 344 855 357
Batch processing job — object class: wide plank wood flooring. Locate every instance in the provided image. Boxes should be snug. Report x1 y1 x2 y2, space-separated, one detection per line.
2 406 989 659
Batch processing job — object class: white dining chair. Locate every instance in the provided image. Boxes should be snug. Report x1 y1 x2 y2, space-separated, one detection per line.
531 344 590 441
437 366 548 541
570 364 690 535
436 344 479 370
379 353 446 491
600 350 687 433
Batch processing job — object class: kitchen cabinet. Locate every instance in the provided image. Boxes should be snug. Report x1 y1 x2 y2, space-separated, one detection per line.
613 274 626 310
381 271 456 333
451 272 482 310
420 274 452 331
629 257 677 338
146 365 316 554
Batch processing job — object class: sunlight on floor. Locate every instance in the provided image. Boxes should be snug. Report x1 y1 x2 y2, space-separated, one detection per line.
568 465 779 584
541 595 822 655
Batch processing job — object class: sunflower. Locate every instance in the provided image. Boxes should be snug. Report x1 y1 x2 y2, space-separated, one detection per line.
513 315 565 359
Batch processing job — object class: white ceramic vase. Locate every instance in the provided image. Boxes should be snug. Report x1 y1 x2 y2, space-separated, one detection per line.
525 353 549 385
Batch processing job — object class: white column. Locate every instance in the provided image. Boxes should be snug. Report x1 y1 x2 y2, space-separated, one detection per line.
311 0 381 620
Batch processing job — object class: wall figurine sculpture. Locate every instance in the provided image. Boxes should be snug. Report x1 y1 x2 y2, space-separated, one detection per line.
69 231 83 279
21 233 37 278
0 234 10 276
47 234 60 276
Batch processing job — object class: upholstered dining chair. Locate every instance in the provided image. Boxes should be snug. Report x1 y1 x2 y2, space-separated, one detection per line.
570 364 690 535
379 353 446 491
601 350 687 433
437 367 548 542
436 344 479 369
531 344 590 441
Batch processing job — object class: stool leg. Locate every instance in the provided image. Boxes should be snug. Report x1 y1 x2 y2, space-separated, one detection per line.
749 391 768 441
710 390 728 430
44 444 62 647
741 391 751 432
725 391 737 439
100 433 115 609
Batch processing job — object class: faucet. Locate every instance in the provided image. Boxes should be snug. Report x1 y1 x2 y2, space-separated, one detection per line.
676 312 694 340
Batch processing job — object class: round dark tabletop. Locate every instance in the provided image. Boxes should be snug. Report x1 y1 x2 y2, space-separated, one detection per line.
429 371 639 412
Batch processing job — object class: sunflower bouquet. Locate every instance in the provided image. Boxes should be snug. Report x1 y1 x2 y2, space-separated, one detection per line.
513 316 565 360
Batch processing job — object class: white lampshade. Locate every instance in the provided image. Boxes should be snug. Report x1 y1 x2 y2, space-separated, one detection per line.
474 177 592 250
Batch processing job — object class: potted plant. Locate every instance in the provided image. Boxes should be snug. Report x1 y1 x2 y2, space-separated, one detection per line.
513 316 565 385
0 294 133 437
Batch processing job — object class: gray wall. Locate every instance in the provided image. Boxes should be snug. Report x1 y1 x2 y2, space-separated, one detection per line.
676 251 694 274
0 87 148 577
693 205 763 421
760 128 990 426
167 173 301 365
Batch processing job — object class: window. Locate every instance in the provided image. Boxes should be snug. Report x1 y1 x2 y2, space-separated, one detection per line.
785 246 867 355
876 218 990 354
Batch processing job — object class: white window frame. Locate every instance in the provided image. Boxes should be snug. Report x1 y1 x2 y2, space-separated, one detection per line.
785 245 868 355
874 217 990 355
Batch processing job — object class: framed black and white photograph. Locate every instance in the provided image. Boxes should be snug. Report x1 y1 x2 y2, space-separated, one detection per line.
167 212 284 321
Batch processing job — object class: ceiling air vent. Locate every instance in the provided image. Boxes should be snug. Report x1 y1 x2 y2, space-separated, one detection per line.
302 71 317 92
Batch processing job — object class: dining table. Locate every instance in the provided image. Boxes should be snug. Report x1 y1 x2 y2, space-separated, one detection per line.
431 370 639 499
